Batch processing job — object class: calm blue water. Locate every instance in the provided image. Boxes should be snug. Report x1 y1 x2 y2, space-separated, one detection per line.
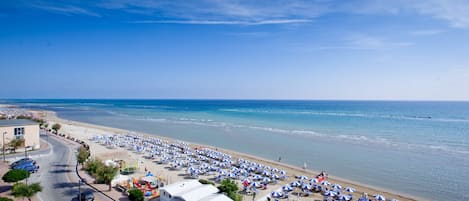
3 99 469 201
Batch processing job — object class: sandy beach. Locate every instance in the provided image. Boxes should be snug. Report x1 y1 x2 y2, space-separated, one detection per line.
34 109 421 201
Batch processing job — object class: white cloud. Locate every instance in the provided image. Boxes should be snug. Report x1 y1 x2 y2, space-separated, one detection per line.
129 19 312 25
409 29 444 36
32 4 101 17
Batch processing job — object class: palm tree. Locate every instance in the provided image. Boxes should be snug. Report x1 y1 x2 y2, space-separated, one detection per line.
11 182 42 201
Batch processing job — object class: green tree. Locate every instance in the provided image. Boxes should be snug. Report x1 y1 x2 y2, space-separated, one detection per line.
11 182 42 201
77 147 90 165
84 158 103 175
218 179 241 201
2 169 30 183
8 139 24 153
96 164 118 191
51 123 61 133
128 189 144 201
43 123 49 129
0 197 13 201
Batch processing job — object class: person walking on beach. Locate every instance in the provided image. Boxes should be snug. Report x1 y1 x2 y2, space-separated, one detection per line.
252 191 256 201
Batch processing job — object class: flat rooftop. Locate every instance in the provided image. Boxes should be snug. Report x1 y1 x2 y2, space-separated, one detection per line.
0 119 38 127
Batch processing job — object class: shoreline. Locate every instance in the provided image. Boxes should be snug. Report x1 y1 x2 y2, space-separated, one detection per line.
35 109 423 201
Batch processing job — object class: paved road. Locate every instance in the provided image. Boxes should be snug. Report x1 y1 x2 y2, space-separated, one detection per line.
23 135 111 201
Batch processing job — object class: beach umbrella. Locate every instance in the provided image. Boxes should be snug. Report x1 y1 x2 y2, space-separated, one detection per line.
227 173 237 178
219 170 227 175
271 168 279 172
251 182 262 188
321 180 331 186
301 184 312 190
262 177 271 183
271 174 280 179
390 199 399 201
271 191 284 198
332 183 342 189
262 170 271 176
310 178 319 183
253 175 263 180
375 195 386 201
242 178 251 183
337 195 351 201
324 190 337 197
290 181 301 187
297 175 308 180
240 164 248 169
231 167 239 172
282 185 293 192
344 187 356 193
280 170 287 175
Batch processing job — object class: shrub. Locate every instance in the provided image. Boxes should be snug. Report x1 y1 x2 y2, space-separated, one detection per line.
11 182 42 200
84 159 103 175
128 189 144 201
51 123 61 133
0 197 13 201
77 147 90 164
2 169 30 183
199 179 215 185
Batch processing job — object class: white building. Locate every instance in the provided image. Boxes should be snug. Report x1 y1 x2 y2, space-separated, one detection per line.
0 119 40 150
159 180 232 201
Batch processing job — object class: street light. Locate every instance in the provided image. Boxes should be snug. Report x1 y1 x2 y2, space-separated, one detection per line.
2 131 6 162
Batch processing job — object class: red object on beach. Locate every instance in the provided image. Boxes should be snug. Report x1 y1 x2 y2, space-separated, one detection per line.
243 181 249 187
318 176 325 183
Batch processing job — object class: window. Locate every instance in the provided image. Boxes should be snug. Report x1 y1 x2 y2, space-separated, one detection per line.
14 127 24 139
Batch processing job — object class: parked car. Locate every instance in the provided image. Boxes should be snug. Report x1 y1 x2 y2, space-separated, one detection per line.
15 164 39 173
76 191 94 201
10 158 35 167
12 161 39 171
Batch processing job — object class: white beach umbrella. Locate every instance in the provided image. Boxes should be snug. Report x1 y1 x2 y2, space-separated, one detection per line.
344 187 356 193
251 182 262 188
332 183 342 189
375 195 386 201
226 173 237 178
271 168 279 172
310 178 319 183
271 191 284 198
390 199 399 201
337 195 351 201
301 184 312 190
324 190 337 197
253 175 263 180
290 181 301 187
262 177 271 183
321 180 331 186
271 174 280 179
280 170 287 175
242 178 251 183
297 175 308 180
282 185 293 192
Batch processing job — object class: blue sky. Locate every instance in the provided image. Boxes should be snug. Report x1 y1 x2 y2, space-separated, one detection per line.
1 0 469 100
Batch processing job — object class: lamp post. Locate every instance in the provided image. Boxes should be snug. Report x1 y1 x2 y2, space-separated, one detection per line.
2 131 6 162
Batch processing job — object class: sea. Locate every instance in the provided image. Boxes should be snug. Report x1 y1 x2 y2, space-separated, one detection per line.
2 99 468 201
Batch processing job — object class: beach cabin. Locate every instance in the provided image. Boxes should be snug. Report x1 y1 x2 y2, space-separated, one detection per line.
159 180 231 201
0 119 40 150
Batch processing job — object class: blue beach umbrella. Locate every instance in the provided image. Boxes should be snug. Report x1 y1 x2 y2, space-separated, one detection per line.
324 190 337 197
280 170 287 175
332 183 342 189
282 185 293 192
310 178 319 183
344 187 355 193
290 181 301 187
251 182 262 188
375 195 386 201
301 184 312 190
271 191 284 198
297 175 308 180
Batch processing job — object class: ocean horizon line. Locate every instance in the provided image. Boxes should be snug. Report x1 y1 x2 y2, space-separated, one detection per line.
2 98 469 102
